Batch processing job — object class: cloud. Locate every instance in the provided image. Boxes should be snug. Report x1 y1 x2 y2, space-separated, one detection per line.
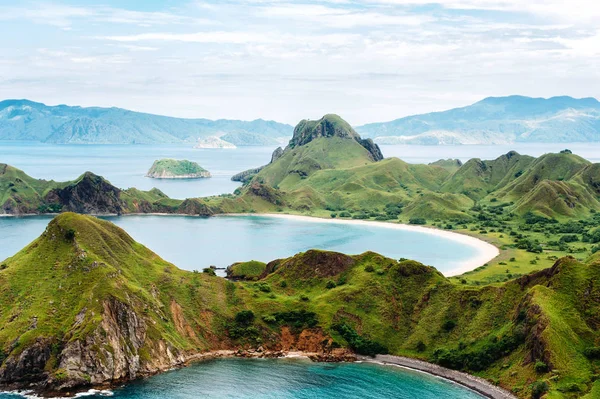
2 0 600 124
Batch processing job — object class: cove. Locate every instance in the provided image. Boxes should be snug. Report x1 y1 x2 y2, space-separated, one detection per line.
0 214 493 275
0 358 484 399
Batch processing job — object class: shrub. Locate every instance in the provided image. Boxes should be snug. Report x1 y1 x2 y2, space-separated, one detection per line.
279 280 288 288
326 280 336 289
364 265 375 273
299 294 309 302
583 347 600 359
65 228 76 241
416 341 426 352
235 310 255 326
442 320 457 332
409 217 426 225
332 323 388 357
202 267 216 276
257 283 271 293
262 315 277 324
330 213 337 218
0 264 7 271
273 310 318 331
534 361 548 373
339 211 351 218
530 381 548 399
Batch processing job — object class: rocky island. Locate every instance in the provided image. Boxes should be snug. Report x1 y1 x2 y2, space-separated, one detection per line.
146 159 211 179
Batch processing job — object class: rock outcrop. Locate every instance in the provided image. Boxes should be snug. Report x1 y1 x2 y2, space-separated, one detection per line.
288 114 383 162
45 172 124 215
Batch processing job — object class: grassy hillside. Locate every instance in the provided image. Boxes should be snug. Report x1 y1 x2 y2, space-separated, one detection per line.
0 164 220 216
1 215 599 398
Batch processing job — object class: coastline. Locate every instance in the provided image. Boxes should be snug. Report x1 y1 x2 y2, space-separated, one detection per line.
1 351 516 399
0 211 500 277
223 212 500 277
360 354 517 399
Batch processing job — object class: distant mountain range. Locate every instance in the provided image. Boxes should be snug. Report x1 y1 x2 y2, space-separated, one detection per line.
356 96 600 145
2 96 600 146
0 99 293 145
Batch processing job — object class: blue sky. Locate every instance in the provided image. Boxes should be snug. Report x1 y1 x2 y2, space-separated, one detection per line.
0 0 599 124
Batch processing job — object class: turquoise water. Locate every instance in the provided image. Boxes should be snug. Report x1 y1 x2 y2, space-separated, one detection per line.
0 215 482 275
0 358 484 398
2 141 599 199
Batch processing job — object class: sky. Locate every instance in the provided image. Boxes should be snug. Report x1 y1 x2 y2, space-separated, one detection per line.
0 0 599 125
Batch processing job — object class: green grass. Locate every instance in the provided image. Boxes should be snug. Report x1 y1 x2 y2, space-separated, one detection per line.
1 215 599 398
147 159 209 177
227 261 267 280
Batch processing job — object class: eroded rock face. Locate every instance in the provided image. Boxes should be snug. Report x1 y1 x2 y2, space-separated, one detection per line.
0 338 52 385
45 172 124 215
288 115 383 162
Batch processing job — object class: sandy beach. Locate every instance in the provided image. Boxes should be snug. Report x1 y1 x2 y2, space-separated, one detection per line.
360 354 517 399
226 213 500 277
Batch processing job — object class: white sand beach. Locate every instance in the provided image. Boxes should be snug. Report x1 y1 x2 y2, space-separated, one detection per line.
226 213 500 277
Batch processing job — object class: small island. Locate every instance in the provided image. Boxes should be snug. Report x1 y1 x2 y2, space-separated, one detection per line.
146 159 211 179
194 136 236 149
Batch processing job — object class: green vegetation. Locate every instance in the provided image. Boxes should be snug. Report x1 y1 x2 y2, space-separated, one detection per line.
1 214 600 399
146 159 210 179
0 164 217 216
226 260 267 280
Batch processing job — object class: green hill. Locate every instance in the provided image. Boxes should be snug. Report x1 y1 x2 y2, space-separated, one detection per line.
0 164 216 216
1 215 599 398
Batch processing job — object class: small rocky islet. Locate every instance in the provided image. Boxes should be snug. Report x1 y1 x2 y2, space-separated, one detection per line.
146 159 211 179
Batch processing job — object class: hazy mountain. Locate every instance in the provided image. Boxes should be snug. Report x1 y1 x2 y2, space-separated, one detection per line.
0 99 293 145
356 96 600 145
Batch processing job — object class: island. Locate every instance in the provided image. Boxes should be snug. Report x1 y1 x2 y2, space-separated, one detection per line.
146 159 211 179
194 136 237 149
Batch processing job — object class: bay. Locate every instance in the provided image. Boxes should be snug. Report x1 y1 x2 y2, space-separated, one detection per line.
0 358 484 399
0 215 483 275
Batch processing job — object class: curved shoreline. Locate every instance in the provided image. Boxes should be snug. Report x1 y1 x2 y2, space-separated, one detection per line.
0 211 500 277
360 354 517 399
1 351 516 399
223 213 500 277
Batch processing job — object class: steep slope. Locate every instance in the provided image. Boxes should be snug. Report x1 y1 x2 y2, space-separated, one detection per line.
0 99 293 145
441 151 536 199
252 114 383 189
0 213 235 393
356 96 600 144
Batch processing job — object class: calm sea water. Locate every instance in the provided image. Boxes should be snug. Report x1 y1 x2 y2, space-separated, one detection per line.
0 215 481 275
2 141 599 199
0 358 483 399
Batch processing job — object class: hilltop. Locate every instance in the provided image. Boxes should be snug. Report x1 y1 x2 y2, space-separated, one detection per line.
356 96 600 145
0 215 599 398
0 99 293 145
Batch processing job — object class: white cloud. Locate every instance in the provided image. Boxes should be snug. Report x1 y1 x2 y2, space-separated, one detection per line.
2 0 600 124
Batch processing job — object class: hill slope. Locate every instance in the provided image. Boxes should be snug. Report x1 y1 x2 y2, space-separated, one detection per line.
0 164 216 216
0 99 293 145
356 96 600 144
1 216 599 398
